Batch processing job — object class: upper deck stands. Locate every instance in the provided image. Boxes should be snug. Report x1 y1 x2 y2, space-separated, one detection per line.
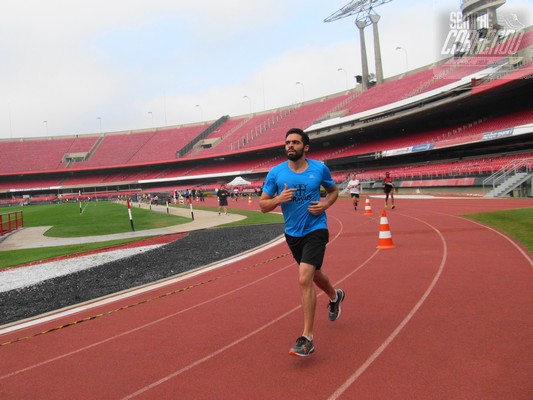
64 136 100 154
190 110 290 156
340 69 437 115
191 92 354 157
0 27 530 177
183 116 252 157
335 29 532 117
127 125 207 163
69 124 207 169
72 131 155 168
0 135 100 173
418 29 533 93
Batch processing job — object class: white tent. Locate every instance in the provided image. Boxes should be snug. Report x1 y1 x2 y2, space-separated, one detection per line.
227 176 251 186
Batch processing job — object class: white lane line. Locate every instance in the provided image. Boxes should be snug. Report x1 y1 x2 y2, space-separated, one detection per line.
120 218 384 399
0 257 296 381
327 213 448 400
457 216 532 269
2 215 366 398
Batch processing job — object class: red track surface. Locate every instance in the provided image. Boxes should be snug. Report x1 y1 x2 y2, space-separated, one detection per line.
1 197 532 399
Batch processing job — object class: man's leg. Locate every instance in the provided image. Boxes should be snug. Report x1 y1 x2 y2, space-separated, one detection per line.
313 269 336 301
298 262 317 338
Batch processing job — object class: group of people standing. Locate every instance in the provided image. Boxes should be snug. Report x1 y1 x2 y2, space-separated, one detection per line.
179 188 206 203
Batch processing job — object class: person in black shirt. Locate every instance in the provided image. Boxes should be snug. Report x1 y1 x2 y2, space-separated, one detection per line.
217 183 230 215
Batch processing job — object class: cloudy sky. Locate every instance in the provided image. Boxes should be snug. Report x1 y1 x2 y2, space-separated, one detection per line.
0 0 531 139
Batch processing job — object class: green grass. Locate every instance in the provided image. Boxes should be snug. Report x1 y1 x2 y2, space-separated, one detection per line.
9 202 189 237
0 201 283 269
0 237 153 269
461 208 533 254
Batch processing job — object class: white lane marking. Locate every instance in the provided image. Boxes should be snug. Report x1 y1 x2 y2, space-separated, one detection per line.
327 213 447 400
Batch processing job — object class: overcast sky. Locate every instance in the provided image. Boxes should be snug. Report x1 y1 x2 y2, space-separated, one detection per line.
0 0 531 139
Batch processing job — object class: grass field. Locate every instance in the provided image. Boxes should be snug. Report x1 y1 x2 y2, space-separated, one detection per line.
462 208 533 254
0 201 284 269
0 237 156 270
0 202 529 270
8 202 190 237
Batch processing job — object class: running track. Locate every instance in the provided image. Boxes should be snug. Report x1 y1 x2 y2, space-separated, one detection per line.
1 197 532 399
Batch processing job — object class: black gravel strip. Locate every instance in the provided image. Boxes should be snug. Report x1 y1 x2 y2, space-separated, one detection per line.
0 224 284 326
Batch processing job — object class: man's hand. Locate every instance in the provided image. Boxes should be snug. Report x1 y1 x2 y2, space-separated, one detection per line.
307 200 328 215
278 183 296 204
308 184 338 215
259 183 295 213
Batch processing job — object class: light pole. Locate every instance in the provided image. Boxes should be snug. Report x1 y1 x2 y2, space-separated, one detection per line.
43 120 48 135
396 46 408 73
97 117 102 133
148 111 154 128
243 95 252 114
295 81 305 103
337 68 348 89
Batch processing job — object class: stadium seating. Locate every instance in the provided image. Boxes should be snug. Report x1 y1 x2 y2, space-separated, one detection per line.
0 26 531 196
127 125 207 163
190 92 355 156
351 152 533 181
0 136 98 173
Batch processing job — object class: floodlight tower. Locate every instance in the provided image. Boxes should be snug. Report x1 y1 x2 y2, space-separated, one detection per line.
325 0 392 90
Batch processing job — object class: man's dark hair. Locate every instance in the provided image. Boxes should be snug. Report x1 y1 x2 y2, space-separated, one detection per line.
285 127 310 146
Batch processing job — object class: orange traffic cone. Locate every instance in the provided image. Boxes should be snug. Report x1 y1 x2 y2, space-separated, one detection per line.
248 195 252 205
377 209 395 249
364 196 373 215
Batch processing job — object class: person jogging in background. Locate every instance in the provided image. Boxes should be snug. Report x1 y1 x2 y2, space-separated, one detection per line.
259 127 344 357
347 172 361 211
383 171 395 209
217 183 230 215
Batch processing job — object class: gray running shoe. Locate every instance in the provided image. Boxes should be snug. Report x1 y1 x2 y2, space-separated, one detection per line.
328 289 345 321
289 336 315 357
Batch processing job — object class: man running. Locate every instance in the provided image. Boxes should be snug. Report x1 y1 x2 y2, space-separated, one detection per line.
383 171 395 209
259 128 345 357
347 173 361 211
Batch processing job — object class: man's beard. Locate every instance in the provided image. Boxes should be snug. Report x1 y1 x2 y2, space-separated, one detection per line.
286 148 304 161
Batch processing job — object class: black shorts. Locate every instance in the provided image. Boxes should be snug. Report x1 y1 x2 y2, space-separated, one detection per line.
350 193 360 199
219 198 228 206
285 229 329 270
384 185 393 194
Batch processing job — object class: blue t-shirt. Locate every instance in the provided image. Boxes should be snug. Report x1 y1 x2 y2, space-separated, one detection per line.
263 159 335 237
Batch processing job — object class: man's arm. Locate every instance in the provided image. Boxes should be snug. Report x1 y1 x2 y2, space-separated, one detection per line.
259 183 295 213
325 184 339 207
